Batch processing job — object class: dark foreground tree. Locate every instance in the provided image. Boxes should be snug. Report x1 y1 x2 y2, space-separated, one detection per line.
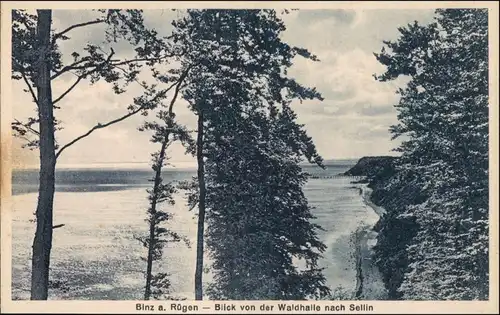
374 8 489 300
28 10 55 301
12 9 180 299
205 103 330 300
170 9 329 299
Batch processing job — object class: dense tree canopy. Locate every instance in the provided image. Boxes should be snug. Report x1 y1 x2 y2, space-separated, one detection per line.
373 8 489 300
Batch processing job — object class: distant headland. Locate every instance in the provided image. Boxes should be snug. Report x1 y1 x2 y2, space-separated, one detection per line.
342 156 397 179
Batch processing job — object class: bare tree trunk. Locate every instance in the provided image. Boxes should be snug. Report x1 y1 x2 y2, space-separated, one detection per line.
144 139 169 300
194 111 206 300
144 216 155 300
31 9 55 301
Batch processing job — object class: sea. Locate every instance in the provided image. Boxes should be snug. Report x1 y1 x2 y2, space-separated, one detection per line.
10 159 380 300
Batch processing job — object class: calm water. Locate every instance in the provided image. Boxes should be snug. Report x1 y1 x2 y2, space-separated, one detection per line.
10 160 379 300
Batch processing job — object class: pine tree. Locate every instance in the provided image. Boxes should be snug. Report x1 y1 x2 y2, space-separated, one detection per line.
374 8 489 300
137 69 195 300
170 9 329 299
137 111 194 300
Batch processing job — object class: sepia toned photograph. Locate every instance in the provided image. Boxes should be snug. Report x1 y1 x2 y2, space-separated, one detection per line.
1 1 498 314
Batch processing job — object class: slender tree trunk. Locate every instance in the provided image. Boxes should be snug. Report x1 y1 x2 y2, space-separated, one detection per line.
144 138 169 300
31 9 55 301
194 111 206 300
144 213 155 300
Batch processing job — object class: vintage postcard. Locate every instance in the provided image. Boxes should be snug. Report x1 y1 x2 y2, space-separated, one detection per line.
1 1 498 314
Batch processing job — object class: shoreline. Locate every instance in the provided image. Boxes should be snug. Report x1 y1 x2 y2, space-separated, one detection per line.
353 182 388 300
359 184 386 217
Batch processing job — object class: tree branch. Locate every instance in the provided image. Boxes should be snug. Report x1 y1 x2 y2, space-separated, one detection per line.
13 118 40 136
157 62 197 116
110 56 175 67
53 19 105 43
51 46 184 81
168 67 191 114
50 58 89 80
51 48 115 80
113 65 152 90
54 62 193 161
17 134 33 144
114 64 180 97
55 105 144 160
21 72 38 106
188 201 199 212
53 75 83 105
52 54 179 81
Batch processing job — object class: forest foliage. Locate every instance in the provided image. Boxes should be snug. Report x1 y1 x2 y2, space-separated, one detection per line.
370 8 489 300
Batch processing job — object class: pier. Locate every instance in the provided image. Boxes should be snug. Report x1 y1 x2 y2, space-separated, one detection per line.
307 175 365 180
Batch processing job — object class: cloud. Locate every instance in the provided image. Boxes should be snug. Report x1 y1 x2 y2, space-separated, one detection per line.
297 10 358 34
281 9 435 159
288 47 401 119
300 114 401 159
295 9 357 26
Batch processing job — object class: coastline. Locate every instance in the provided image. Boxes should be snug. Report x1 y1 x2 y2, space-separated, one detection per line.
353 182 387 300
359 184 386 217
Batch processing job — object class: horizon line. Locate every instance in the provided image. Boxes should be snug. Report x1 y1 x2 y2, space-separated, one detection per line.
12 155 402 170
15 157 370 165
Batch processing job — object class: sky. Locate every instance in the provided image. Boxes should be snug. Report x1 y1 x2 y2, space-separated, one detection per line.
12 8 436 168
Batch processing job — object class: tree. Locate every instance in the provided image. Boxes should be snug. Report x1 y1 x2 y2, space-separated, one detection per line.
28 10 55 301
204 103 331 300
373 8 489 300
12 9 181 300
136 67 195 300
170 9 328 299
